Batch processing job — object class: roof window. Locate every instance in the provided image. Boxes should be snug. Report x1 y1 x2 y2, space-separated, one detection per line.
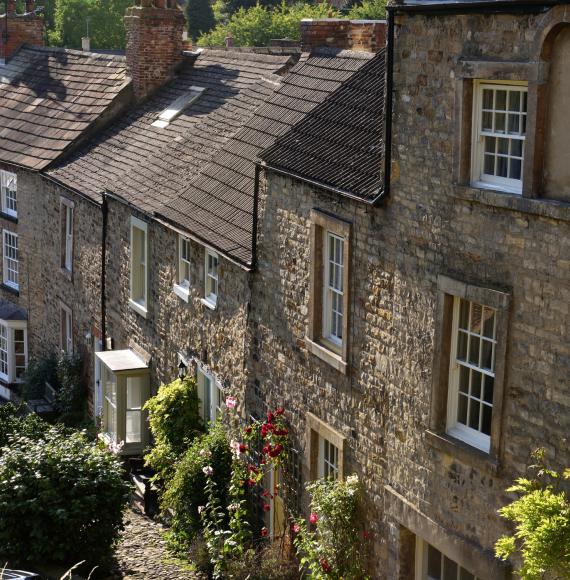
152 86 205 128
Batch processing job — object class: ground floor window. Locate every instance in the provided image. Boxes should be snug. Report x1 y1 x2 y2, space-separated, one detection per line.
416 538 480 580
0 319 27 383
96 349 150 454
197 366 224 423
318 436 340 480
306 412 345 481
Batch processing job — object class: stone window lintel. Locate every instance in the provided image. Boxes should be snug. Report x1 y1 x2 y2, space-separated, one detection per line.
305 412 346 481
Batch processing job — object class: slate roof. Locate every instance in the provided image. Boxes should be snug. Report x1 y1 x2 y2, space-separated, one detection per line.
259 50 385 202
157 48 377 267
0 46 129 170
49 50 293 208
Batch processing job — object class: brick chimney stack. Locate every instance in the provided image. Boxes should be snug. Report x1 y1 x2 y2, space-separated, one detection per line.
0 0 44 65
124 0 185 101
300 19 387 53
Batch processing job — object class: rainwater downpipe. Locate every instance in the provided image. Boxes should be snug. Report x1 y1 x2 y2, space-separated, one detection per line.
101 192 108 351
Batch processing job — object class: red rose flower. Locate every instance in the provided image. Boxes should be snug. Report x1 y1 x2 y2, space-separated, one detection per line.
309 512 318 525
247 464 258 473
262 490 270 497
363 530 371 540
262 503 271 512
239 443 247 453
262 444 271 455
268 443 283 458
244 426 252 434
275 407 284 415
267 411 275 423
292 523 301 534
274 428 289 436
261 527 268 537
320 558 331 573
260 459 266 465
247 479 256 487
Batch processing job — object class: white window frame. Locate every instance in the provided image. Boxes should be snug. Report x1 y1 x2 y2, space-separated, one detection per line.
471 80 528 195
60 302 73 355
0 170 17 218
415 537 480 580
129 216 148 317
446 297 497 453
2 230 18 291
322 231 345 350
60 198 74 273
173 235 192 302
0 320 27 384
318 435 340 480
197 366 224 423
203 248 219 309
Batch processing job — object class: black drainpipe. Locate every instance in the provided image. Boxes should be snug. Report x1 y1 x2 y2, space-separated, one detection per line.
101 192 108 351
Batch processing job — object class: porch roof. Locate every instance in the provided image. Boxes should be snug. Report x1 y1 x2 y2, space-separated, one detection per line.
96 349 148 373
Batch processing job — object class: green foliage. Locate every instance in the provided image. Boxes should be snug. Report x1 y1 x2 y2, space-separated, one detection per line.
198 2 340 47
22 351 58 400
347 0 386 20
496 450 570 579
144 376 204 482
224 543 300 579
294 475 370 579
187 0 216 41
0 403 47 449
224 0 281 19
162 421 233 552
0 427 130 564
50 0 131 49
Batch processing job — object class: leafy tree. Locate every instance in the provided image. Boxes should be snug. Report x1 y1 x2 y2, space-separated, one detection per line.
186 0 215 41
49 0 131 49
347 0 386 20
496 449 570 579
224 0 281 18
198 1 339 47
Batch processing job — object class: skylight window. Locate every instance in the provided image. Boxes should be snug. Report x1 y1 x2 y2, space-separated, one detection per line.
152 86 205 128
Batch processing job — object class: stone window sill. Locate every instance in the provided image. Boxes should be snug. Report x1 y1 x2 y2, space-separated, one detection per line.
0 283 19 297
305 337 347 375
454 184 570 222
173 283 190 303
129 298 148 319
201 297 217 310
425 429 500 476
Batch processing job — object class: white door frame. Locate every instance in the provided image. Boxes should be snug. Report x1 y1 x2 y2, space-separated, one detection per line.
94 339 103 419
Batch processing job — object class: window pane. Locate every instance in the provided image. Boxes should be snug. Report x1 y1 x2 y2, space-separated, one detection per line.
459 366 470 394
484 137 496 154
497 138 509 155
484 155 495 175
458 299 470 329
496 155 508 177
481 404 492 436
126 410 141 443
482 308 495 339
457 331 468 361
509 158 522 180
484 375 494 404
508 91 520 112
471 371 482 399
469 400 480 430
481 340 493 371
510 139 523 158
481 111 492 132
458 393 468 425
482 89 493 109
468 336 480 366
427 545 442 579
495 112 505 133
443 557 458 580
127 377 142 409
508 114 520 134
495 90 507 110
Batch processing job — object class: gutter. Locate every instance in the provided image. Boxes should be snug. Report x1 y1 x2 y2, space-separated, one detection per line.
387 1 557 15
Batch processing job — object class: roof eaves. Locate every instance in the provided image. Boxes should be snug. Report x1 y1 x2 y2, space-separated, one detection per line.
389 0 563 13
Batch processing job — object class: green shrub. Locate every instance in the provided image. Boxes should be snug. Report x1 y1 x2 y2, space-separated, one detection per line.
198 2 339 47
144 376 204 482
347 0 386 20
0 427 130 565
21 352 58 400
162 421 232 552
0 403 47 449
54 354 86 426
496 449 570 579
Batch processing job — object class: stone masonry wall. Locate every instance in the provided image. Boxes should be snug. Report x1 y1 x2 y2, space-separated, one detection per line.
104 197 252 405
250 7 570 576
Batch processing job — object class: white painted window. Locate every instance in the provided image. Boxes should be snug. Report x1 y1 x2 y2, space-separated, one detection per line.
2 230 18 290
173 235 192 302
447 297 497 453
197 367 223 423
60 199 74 272
129 217 148 316
0 320 27 383
472 81 528 194
318 436 339 480
151 87 205 128
323 231 344 348
126 376 144 444
415 538 480 580
60 303 73 355
204 249 219 308
103 367 117 442
0 170 17 217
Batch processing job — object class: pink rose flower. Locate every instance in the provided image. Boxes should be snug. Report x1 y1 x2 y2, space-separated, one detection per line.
225 396 237 409
309 512 319 525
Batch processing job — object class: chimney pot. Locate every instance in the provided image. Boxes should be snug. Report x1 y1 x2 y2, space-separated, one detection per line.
225 35 233 48
25 0 35 13
81 36 90 51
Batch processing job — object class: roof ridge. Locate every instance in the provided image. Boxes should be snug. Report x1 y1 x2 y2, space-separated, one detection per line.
21 45 127 62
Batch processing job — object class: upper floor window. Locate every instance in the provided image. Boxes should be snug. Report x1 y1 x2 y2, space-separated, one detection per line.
472 81 528 195
447 298 497 453
323 231 345 348
0 170 17 218
306 210 351 374
2 230 18 291
203 249 219 309
129 217 148 317
0 320 27 383
60 303 73 355
173 235 192 302
60 198 74 273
